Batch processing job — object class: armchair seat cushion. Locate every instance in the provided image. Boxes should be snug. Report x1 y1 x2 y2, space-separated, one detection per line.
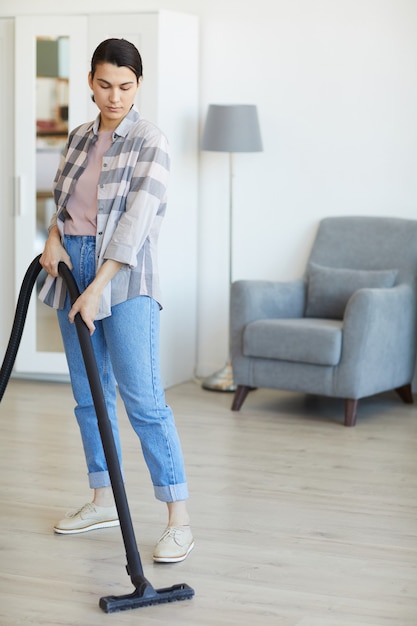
243 318 343 366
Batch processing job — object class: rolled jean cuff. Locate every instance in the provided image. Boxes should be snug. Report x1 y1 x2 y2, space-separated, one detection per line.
154 483 189 502
88 470 125 489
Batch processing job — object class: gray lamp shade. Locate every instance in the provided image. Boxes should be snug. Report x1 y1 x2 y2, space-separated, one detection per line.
201 104 263 153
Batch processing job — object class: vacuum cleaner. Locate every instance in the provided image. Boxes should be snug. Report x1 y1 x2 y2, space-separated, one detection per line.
0 254 195 613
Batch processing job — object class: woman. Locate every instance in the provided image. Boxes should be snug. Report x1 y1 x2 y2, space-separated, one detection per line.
39 38 193 563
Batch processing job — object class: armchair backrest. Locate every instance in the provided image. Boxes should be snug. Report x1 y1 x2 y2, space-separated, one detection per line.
308 216 417 283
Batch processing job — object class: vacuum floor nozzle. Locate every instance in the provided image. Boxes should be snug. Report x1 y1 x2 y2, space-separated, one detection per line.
100 582 195 613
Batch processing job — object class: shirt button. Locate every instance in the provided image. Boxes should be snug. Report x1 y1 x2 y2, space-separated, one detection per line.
98 231 103 235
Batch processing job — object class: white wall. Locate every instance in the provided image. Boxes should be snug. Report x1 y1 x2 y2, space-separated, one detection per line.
1 0 417 380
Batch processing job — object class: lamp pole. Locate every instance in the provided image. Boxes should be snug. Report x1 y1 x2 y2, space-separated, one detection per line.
201 152 236 391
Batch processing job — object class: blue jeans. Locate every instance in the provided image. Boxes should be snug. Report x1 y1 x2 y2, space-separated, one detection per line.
57 235 188 502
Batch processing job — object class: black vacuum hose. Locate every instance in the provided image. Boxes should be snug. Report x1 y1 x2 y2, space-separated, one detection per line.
0 256 194 612
0 254 42 401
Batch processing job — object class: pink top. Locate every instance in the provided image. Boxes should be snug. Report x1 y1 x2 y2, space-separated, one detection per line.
64 130 113 235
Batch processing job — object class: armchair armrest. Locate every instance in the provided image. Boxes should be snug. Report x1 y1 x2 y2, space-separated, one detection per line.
337 283 417 396
230 279 307 381
231 279 306 325
230 279 306 354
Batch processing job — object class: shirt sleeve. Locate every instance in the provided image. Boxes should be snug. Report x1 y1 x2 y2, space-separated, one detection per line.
103 127 170 268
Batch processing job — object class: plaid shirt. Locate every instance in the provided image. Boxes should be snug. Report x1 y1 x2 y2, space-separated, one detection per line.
39 106 170 319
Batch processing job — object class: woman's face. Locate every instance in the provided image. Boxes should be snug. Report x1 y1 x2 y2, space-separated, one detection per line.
88 62 141 130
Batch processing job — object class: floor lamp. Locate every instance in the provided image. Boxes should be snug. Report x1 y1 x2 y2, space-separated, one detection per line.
200 104 263 391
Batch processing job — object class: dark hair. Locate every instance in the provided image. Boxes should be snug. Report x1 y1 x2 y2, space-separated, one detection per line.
91 38 143 81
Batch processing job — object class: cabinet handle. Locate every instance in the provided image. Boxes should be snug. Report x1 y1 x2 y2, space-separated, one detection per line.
14 176 22 217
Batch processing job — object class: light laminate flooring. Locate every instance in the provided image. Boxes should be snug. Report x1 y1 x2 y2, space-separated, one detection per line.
0 378 416 625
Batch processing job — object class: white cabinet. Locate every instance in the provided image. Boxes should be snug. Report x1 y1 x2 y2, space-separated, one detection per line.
0 19 15 369
4 12 199 388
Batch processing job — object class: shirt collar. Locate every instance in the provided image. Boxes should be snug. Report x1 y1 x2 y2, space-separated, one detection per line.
93 105 141 138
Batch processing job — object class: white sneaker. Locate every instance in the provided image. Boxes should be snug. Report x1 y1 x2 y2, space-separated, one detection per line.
153 526 194 563
54 502 119 534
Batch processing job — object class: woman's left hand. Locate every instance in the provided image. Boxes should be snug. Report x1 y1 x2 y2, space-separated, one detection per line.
68 259 123 334
68 290 100 335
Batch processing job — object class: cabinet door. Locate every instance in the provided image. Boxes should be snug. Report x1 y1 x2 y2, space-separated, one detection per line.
14 16 88 376
0 19 15 360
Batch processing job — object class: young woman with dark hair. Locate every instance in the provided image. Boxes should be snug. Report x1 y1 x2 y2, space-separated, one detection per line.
39 38 193 563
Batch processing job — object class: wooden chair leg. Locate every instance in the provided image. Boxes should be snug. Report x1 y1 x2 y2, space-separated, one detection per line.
231 385 254 411
395 383 414 404
344 399 358 427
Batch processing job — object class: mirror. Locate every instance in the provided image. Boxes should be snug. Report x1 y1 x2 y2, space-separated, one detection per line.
35 36 69 352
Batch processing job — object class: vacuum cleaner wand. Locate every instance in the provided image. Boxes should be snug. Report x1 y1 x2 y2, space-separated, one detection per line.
56 261 195 613
0 257 194 613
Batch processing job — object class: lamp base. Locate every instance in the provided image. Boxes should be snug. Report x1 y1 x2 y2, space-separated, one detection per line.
201 362 236 392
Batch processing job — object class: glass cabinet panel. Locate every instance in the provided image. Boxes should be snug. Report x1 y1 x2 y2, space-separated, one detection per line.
14 16 88 376
36 36 69 353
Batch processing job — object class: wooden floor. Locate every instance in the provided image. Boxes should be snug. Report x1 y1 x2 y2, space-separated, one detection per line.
0 378 416 625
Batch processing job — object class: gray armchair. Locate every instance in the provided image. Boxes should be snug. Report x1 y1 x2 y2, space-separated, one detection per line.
230 216 417 426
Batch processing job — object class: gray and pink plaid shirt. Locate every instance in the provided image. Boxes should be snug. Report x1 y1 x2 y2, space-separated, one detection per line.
39 106 170 319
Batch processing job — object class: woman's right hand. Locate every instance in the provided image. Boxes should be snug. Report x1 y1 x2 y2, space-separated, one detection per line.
39 226 72 278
